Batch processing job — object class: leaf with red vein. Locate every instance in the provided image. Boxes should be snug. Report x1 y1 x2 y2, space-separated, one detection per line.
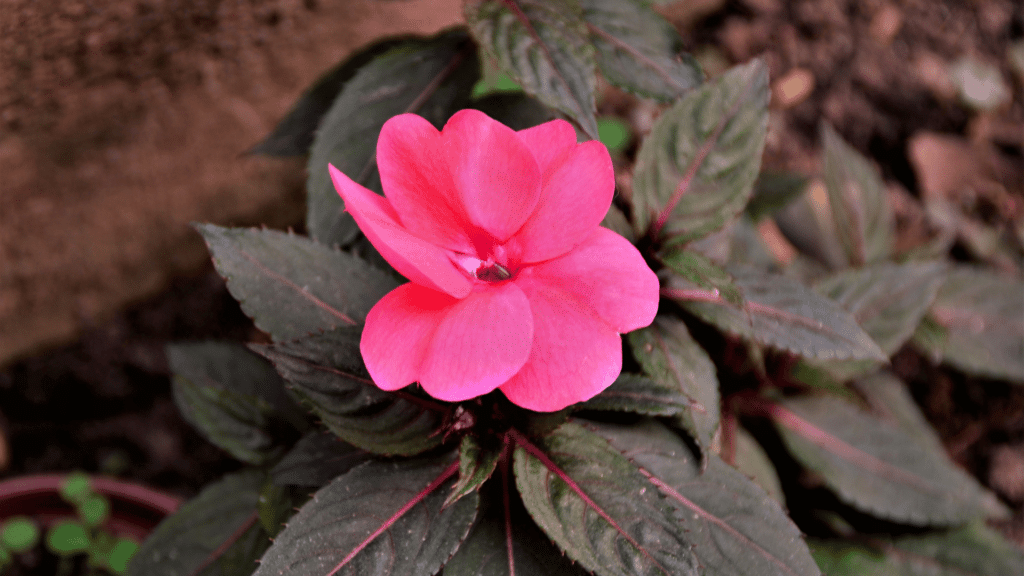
667 266 888 362
199 225 399 342
578 0 701 101
253 328 449 457
465 0 598 138
253 457 476 576
768 396 1009 526
632 59 768 245
627 317 720 461
590 419 821 576
511 424 698 576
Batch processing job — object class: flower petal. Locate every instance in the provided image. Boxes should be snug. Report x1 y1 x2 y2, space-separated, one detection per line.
520 227 659 332
330 164 471 298
376 114 475 253
419 282 534 402
443 109 541 241
514 139 615 263
360 283 454 391
499 278 622 411
517 118 578 174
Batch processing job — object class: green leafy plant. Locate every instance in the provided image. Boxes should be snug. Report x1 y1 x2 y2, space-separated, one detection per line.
0 472 140 575
129 1 1024 575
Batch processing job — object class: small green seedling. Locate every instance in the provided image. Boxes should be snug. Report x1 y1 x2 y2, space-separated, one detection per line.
0 473 140 575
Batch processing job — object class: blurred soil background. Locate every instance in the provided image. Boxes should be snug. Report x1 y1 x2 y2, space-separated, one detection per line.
1 0 1023 544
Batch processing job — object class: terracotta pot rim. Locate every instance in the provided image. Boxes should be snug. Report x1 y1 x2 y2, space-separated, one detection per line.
0 473 181 516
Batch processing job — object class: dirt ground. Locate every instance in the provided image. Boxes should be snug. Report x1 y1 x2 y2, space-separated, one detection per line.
0 0 464 367
1 0 1023 548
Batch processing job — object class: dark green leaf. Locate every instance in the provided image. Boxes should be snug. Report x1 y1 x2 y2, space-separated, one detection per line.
249 36 416 156
813 262 945 355
271 431 373 488
171 375 284 465
465 0 598 138
198 225 399 342
446 435 502 507
443 496 589 576
770 396 1008 525
513 423 698 576
772 184 848 270
746 170 810 222
592 420 821 576
633 59 769 245
252 328 448 456
671 266 888 362
128 470 267 576
660 248 743 307
913 266 1024 382
471 92 554 130
810 522 1024 576
820 123 894 266
627 318 719 458
253 455 477 576
853 371 947 455
257 480 292 537
167 342 304 464
306 30 479 247
579 0 702 101
732 425 785 505
583 373 696 416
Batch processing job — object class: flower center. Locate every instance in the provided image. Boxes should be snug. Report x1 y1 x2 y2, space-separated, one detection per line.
475 262 512 282
450 243 517 285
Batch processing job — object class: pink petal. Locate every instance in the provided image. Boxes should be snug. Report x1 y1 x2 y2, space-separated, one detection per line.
419 282 533 402
499 277 623 411
330 164 471 298
442 110 542 242
376 114 475 253
513 139 615 263
519 227 659 333
360 283 455 391
517 119 578 175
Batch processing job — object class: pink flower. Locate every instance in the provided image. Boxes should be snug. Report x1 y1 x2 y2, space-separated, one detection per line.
329 110 658 412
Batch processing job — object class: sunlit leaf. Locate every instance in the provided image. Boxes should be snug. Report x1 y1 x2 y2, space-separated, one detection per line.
578 0 702 101
513 423 698 576
167 342 305 465
253 456 477 576
670 267 887 361
813 261 945 355
913 266 1024 382
271 431 373 488
306 30 479 247
252 328 448 456
633 59 769 245
592 420 821 576
128 470 267 576
810 522 1024 575
628 318 720 459
820 123 894 266
199 225 399 342
770 396 1008 525
466 0 599 138
249 36 415 156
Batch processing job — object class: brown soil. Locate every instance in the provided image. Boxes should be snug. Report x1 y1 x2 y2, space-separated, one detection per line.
0 0 464 367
